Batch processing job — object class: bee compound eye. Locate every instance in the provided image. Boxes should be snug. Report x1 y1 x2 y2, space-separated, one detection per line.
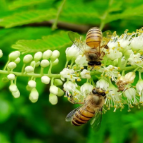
101 92 106 96
95 61 101 65
88 61 94 66
92 89 97 94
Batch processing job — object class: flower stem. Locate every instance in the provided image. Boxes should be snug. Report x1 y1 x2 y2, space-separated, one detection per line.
52 0 66 30
0 70 61 78
3 60 10 70
21 64 26 74
65 60 69 68
48 62 53 74
139 71 142 80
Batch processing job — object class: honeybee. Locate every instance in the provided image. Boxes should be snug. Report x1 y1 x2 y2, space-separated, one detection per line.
66 88 106 130
68 27 112 66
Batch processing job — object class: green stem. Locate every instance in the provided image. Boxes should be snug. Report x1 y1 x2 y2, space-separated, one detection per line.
139 71 142 80
0 70 61 78
65 60 69 68
99 0 114 30
40 67 44 75
48 62 53 74
21 64 26 74
3 60 10 70
52 0 66 30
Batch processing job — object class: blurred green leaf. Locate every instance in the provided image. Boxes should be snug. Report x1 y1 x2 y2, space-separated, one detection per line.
0 9 56 28
12 31 71 53
0 133 10 143
8 0 48 10
0 97 13 123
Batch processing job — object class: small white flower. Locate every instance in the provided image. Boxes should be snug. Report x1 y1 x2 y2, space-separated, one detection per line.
15 57 20 64
49 93 58 105
25 66 34 73
75 55 88 67
128 52 143 66
124 72 135 83
124 88 136 103
100 65 119 81
28 80 36 88
80 69 91 79
136 79 143 96
41 60 50 68
105 85 121 109
80 83 93 97
34 52 42 61
43 50 52 59
7 74 15 80
50 85 58 95
12 90 20 98
96 79 109 90
66 44 81 61
29 88 39 103
7 62 17 69
51 50 60 61
9 84 18 92
130 36 143 51
60 68 76 81
52 59 59 66
0 49 3 58
23 54 33 64
41 76 50 84
64 81 77 93
9 51 20 60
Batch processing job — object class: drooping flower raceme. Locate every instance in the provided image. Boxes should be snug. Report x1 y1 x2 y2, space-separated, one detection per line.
1 27 143 112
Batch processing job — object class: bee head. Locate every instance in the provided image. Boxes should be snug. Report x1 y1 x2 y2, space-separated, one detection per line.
92 88 106 97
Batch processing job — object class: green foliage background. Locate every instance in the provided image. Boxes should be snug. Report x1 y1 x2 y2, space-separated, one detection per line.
0 0 143 143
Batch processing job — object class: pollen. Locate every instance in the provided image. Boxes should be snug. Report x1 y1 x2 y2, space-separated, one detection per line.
80 67 84 69
77 78 81 82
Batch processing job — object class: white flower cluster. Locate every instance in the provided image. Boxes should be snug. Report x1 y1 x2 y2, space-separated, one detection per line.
62 28 143 112
2 49 64 104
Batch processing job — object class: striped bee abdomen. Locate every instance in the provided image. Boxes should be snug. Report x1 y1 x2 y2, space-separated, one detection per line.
86 27 102 48
72 106 95 126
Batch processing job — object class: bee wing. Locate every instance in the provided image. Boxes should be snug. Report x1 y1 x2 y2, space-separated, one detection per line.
65 106 81 122
68 31 81 43
90 108 102 131
101 30 112 47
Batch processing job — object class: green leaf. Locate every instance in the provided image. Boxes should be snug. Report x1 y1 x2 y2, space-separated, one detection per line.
106 4 143 23
12 31 72 53
8 0 48 10
0 9 56 28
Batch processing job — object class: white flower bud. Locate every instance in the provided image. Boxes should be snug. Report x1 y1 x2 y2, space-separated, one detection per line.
43 50 52 59
41 76 50 84
50 85 58 95
30 61 35 67
9 51 20 60
51 50 60 61
7 74 15 80
34 52 42 61
15 57 20 64
35 61 40 67
54 79 63 86
66 44 81 61
29 88 39 103
25 66 34 73
52 59 59 66
57 88 64 96
41 60 50 68
12 90 20 98
28 80 36 88
124 72 135 83
49 93 58 105
7 62 17 69
9 84 18 92
0 49 3 58
23 54 33 64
